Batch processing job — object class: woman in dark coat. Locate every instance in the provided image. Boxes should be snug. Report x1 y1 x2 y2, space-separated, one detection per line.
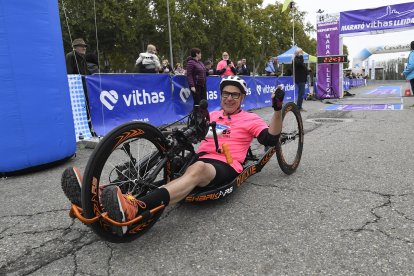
186 48 207 106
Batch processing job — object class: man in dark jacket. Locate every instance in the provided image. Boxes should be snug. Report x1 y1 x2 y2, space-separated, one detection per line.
239 58 250 76
293 48 308 112
186 48 207 106
66 38 89 75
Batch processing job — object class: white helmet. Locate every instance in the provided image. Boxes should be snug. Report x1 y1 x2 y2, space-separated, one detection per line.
220 76 248 95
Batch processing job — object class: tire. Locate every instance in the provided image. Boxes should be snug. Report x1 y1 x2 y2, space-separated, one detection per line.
276 102 304 175
81 122 171 243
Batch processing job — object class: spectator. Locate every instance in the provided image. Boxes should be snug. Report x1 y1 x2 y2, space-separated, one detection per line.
85 52 99 74
174 63 186 75
239 58 250 75
160 59 174 74
236 60 244 75
265 56 279 76
204 60 216 75
186 48 207 105
135 44 161 73
216 52 236 77
66 38 89 75
293 48 308 112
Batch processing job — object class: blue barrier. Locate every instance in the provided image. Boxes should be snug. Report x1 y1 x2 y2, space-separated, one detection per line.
85 74 309 136
343 77 366 91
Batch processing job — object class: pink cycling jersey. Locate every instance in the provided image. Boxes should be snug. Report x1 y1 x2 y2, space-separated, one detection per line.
216 60 235 77
197 110 268 173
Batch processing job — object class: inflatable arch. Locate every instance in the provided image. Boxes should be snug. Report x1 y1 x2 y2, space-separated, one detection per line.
352 43 411 70
0 1 76 175
316 2 414 99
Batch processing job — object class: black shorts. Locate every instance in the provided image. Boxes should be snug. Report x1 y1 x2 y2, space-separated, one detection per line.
197 158 239 187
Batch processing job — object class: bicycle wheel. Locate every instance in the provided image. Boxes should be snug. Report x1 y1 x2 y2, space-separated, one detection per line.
276 102 304 175
81 121 171 243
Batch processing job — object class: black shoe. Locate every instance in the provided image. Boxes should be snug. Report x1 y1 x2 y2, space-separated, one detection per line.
61 167 82 206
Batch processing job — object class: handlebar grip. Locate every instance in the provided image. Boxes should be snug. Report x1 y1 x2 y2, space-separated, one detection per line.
183 127 195 138
222 143 233 164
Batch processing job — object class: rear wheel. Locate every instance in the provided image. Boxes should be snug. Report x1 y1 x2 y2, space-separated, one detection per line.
81 122 171 243
276 102 304 175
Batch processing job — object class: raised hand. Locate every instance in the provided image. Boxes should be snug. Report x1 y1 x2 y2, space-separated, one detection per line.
272 86 285 111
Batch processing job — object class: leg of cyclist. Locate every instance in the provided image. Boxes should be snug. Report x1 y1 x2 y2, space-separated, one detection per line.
100 159 237 236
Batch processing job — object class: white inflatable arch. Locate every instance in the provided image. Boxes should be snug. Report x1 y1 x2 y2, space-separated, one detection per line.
352 42 411 69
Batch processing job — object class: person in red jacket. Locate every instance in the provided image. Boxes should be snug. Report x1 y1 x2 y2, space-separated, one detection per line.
186 48 207 106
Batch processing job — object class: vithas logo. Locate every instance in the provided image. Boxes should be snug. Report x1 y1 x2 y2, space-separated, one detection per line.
100 90 118 110
180 88 191 103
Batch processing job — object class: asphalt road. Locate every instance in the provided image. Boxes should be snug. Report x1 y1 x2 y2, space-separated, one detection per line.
1 81 414 275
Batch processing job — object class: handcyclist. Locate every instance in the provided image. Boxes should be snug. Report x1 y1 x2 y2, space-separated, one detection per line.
61 76 285 236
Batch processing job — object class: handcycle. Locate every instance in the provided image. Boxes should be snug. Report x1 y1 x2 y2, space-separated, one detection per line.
69 100 304 243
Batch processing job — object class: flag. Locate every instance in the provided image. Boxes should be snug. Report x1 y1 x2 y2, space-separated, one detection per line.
282 0 292 12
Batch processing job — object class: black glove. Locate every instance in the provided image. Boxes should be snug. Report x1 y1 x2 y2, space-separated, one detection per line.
272 87 285 111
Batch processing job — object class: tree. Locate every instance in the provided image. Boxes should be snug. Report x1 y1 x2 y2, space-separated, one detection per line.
58 0 318 73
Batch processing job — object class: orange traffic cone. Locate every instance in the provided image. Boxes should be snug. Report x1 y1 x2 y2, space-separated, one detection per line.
404 81 412 97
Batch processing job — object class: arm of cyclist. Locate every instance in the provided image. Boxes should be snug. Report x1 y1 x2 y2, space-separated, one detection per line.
257 87 284 146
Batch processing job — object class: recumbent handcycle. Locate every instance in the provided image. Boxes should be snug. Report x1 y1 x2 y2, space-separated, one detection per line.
69 100 304 243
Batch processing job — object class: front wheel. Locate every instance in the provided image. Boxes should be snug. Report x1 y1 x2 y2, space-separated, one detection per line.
276 102 304 175
81 122 171 243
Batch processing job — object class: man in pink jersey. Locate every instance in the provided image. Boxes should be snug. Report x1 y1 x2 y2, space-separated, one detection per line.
61 76 285 236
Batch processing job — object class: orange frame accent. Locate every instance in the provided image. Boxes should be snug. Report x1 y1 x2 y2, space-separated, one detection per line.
69 204 165 226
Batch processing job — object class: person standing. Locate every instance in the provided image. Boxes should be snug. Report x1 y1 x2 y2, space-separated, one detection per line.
66 38 89 75
293 48 308 112
174 63 186 75
85 52 99 74
186 48 207 105
160 59 174 74
135 44 161 73
239 58 250 76
235 60 244 75
265 56 279 76
402 41 414 96
216 52 236 77
204 60 216 75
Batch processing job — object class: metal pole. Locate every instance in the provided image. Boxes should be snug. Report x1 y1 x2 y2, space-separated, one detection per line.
291 4 296 102
167 0 173 67
291 2 295 47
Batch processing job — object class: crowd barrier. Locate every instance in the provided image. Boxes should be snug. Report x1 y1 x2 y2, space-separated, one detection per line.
343 77 366 91
69 74 310 137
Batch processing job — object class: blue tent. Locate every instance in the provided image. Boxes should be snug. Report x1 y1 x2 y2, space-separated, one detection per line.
277 46 316 64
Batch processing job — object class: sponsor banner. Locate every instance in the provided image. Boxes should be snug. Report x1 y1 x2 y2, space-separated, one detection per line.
340 3 414 35
364 86 400 95
171 75 193 117
276 77 296 102
243 76 261 110
86 74 176 136
325 104 403 111
343 78 350 91
253 77 276 109
206 76 223 111
350 78 366 88
85 75 302 136
317 14 341 99
67 75 93 141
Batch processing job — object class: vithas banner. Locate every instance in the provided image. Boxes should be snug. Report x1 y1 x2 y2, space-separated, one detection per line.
340 2 414 35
